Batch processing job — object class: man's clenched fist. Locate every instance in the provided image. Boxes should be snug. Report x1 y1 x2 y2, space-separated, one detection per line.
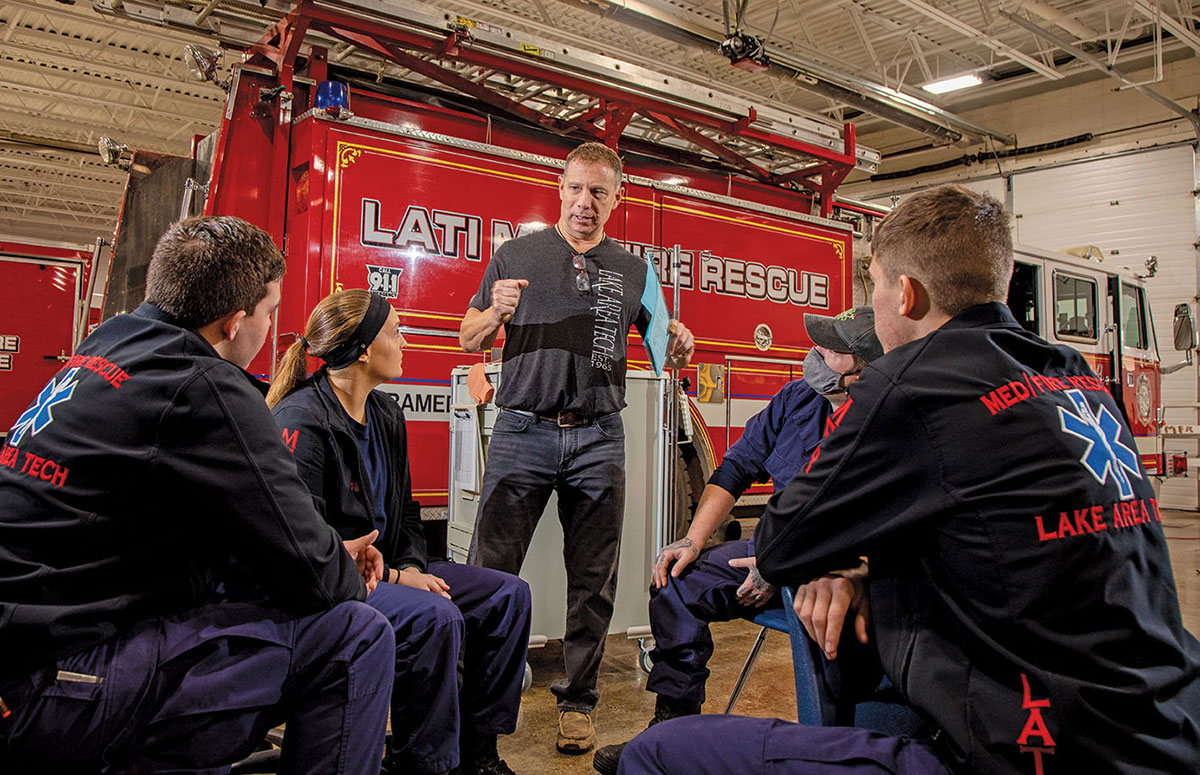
491 279 528 324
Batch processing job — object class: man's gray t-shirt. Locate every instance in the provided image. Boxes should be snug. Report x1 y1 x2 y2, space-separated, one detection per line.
469 227 653 417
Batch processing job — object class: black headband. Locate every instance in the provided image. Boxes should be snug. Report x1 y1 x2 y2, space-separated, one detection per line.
321 293 391 370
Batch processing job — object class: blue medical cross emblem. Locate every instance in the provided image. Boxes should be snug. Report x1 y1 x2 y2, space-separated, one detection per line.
1057 388 1141 500
9 367 80 446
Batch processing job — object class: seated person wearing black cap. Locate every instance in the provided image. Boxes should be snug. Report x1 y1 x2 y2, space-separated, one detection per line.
592 307 883 775
268 290 532 775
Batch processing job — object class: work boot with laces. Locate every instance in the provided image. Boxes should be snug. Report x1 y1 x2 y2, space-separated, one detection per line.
591 695 701 774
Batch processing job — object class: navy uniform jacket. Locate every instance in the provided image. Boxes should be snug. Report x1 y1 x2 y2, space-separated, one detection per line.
707 378 829 497
0 303 365 684
756 303 1200 775
272 373 428 578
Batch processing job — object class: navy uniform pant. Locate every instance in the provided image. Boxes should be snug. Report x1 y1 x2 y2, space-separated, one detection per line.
647 538 776 704
0 600 393 775
618 715 949 775
367 560 531 773
471 409 625 713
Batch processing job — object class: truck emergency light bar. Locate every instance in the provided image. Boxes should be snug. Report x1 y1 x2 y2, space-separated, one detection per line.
94 0 879 215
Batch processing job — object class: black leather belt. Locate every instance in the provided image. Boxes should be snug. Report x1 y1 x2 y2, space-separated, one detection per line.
535 411 592 427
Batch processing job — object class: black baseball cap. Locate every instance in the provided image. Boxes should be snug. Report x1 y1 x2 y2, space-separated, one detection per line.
803 306 884 362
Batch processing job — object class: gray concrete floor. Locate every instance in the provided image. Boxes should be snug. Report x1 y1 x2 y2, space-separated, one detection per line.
496 509 1200 774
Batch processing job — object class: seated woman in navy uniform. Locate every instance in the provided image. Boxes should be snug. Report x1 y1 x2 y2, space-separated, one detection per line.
268 289 531 775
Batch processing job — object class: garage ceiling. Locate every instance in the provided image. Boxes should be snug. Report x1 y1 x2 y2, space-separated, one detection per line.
1 0 1196 245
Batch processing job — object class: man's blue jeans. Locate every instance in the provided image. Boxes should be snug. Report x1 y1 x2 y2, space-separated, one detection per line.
470 408 625 713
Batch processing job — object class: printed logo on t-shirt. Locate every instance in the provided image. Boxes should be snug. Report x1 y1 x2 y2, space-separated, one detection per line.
590 268 625 372
1057 388 1141 500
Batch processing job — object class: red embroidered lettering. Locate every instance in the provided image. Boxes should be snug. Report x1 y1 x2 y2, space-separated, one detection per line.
1090 505 1107 531
0 445 16 468
1056 513 1077 537
281 428 299 453
1072 509 1094 534
50 464 69 487
1017 709 1056 746
1017 673 1057 775
980 392 1006 415
1035 515 1058 542
1019 746 1054 775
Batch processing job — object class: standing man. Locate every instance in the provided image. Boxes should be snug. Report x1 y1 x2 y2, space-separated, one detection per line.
0 216 393 774
619 185 1200 774
459 141 694 755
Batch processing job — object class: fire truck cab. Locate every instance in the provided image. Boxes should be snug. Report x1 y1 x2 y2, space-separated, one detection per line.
1006 244 1177 476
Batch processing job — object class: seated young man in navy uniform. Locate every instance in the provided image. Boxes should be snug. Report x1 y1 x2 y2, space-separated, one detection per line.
619 185 1200 775
593 308 883 774
0 216 394 774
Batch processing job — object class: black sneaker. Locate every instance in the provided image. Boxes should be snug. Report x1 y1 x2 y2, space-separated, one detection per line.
592 696 700 774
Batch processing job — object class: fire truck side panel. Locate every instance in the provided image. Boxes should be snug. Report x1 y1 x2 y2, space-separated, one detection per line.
320 126 564 318
0 256 85 435
205 69 282 237
656 195 850 358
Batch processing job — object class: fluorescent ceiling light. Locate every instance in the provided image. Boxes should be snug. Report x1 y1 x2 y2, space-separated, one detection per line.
921 74 983 95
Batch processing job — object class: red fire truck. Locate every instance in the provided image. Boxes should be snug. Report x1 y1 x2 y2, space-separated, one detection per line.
88 0 1182 523
0 238 100 437
93 0 881 523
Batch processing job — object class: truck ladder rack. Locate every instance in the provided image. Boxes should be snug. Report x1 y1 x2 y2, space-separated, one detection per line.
95 0 879 215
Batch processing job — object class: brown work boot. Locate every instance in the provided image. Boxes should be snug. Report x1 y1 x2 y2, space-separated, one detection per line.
557 710 596 754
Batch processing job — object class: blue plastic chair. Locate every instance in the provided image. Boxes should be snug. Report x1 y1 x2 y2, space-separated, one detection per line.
724 587 925 735
724 587 829 723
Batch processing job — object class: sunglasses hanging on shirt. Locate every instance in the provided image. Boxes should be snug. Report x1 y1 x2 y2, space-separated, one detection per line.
572 254 591 293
